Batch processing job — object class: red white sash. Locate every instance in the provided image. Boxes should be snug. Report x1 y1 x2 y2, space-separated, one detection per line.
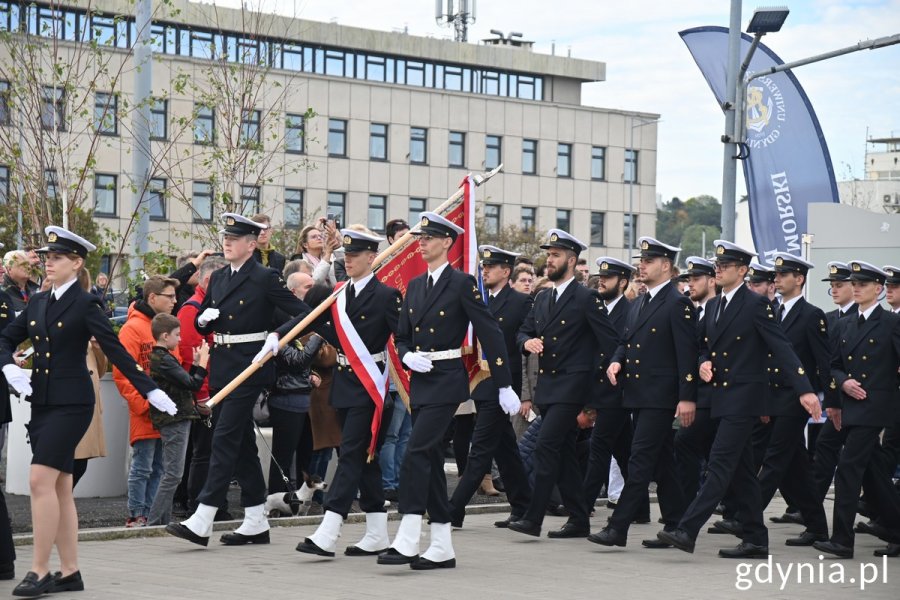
330 281 389 458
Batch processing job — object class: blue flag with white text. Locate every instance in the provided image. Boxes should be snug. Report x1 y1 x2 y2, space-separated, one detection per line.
679 26 839 264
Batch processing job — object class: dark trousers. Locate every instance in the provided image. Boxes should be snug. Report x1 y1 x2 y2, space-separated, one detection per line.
721 419 772 519
679 416 767 546
324 404 387 518
174 424 193 507
451 413 475 476
674 407 717 501
583 407 649 517
450 400 531 522
609 408 685 533
831 425 900 547
187 417 215 511
523 403 589 528
0 488 15 565
757 415 828 535
197 386 267 508
812 418 844 502
268 407 309 494
399 403 459 522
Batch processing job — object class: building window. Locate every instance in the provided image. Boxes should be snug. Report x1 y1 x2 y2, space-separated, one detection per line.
327 191 346 226
284 188 304 228
194 104 215 145
624 214 637 248
557 143 572 178
240 185 260 216
485 135 501 170
0 81 10 126
368 195 386 233
285 113 304 153
409 197 426 225
556 208 571 232
591 146 606 181
624 149 638 183
448 131 465 168
590 212 605 247
148 178 166 220
45 169 58 201
240 109 261 147
94 174 117 216
41 86 65 131
522 139 537 175
521 206 536 232
410 127 427 164
328 118 347 157
484 204 500 234
369 123 387 160
0 165 9 203
94 92 117 135
149 98 167 140
192 181 213 222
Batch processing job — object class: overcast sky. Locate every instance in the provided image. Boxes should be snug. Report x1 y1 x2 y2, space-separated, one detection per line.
214 0 900 204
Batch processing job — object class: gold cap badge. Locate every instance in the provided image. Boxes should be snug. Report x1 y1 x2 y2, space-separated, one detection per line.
421 217 430 226
483 250 492 258
550 233 559 242
716 245 725 255
641 240 649 250
748 267 756 276
829 265 838 274
47 232 58 242
852 263 861 272
343 235 352 244
601 261 609 270
775 257 784 266
225 216 236 226
687 261 694 270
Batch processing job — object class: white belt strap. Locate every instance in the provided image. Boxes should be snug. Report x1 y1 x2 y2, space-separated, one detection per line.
421 349 463 361
213 331 268 345
337 350 387 367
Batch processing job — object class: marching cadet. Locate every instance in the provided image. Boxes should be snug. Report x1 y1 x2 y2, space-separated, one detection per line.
814 261 900 559
448 245 533 529
745 262 777 306
378 212 518 570
581 257 649 522
656 240 820 559
508 230 618 539
264 229 402 559
167 213 309 548
752 253 832 547
0 227 177 596
590 238 696 549
885 266 900 313
674 257 719 502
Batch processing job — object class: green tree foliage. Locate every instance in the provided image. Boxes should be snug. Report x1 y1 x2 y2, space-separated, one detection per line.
656 195 722 263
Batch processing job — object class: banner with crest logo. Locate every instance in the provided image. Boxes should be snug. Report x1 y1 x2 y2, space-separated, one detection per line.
679 27 839 264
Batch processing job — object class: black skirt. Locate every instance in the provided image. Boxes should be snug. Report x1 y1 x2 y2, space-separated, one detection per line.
27 404 94 474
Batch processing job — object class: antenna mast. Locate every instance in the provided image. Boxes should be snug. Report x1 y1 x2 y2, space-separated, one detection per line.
435 0 477 42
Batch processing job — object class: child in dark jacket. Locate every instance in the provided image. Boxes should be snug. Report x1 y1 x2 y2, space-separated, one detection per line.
147 313 209 526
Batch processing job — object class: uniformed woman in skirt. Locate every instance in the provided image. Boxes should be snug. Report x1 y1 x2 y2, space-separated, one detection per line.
0 226 176 597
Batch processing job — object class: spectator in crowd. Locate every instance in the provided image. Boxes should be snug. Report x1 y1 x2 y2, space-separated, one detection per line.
2 250 39 314
576 258 590 285
251 214 286 273
114 275 180 527
169 250 215 310
291 221 341 286
146 314 209 526
286 272 314 300
511 265 534 295
379 219 412 501
283 259 314 279
177 255 227 516
90 272 115 318
23 245 43 286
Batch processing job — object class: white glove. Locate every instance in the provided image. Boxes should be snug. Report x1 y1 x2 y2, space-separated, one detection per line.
402 352 433 373
147 389 178 416
253 333 280 363
498 386 521 416
197 308 220 327
2 364 32 397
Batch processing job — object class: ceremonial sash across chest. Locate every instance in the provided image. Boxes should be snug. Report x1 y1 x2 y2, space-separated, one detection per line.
330 281 390 458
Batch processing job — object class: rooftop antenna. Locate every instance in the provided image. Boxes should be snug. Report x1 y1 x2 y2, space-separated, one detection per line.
435 0 477 42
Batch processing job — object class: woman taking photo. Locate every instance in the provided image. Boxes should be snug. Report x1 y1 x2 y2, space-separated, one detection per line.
0 226 176 597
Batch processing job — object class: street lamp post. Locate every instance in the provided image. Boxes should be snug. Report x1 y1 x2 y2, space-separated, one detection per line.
627 116 658 253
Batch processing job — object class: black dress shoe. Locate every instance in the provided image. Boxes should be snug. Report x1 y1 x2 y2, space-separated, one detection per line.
785 531 828 547
874 543 900 558
377 548 418 565
656 529 695 554
410 557 456 570
12 571 53 597
0 562 14 581
813 540 854 559
165 522 209 547
770 511 804 525
345 544 386 557
547 523 590 539
450 518 463 529
220 530 270 546
587 527 626 547
718 542 769 559
546 504 569 517
494 514 522 528
642 538 673 549
713 503 725 516
855 520 889 539
296 538 335 557
508 519 541 537
606 501 617 509
49 570 84 593
492 477 505 493
633 516 651 525
712 519 743 536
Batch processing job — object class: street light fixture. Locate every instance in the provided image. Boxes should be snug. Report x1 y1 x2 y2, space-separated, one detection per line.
746 6 790 34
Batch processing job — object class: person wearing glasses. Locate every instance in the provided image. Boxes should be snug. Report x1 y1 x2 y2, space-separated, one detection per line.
113 275 181 528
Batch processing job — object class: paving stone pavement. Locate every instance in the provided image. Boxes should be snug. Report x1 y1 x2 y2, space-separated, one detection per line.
0 498 894 599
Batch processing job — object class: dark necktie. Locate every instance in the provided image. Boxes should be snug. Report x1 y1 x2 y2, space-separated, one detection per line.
48 293 57 307
550 288 558 310
639 292 651 314
777 303 785 322
487 293 493 308
839 309 849 319
426 275 434 294
347 282 355 306
857 313 865 327
697 305 704 322
229 269 236 280
716 295 727 323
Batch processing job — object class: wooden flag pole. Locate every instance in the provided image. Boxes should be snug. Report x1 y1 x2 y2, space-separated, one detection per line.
207 164 503 407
